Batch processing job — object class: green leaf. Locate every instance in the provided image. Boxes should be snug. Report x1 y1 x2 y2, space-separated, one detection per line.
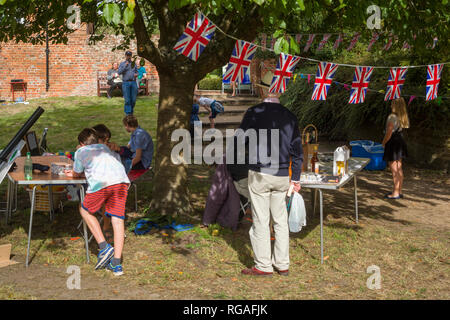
280 37 289 53
0 0 7 4
297 0 305 11
123 7 135 25
103 3 113 24
273 30 284 38
274 37 284 54
112 3 121 25
290 36 300 54
253 0 265 5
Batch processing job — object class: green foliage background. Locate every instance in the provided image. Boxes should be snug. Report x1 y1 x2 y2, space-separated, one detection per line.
278 42 449 168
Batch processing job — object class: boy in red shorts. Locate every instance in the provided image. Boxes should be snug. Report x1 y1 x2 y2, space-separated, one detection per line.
66 128 130 275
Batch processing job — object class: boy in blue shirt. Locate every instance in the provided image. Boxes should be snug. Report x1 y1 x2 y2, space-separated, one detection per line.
119 115 154 173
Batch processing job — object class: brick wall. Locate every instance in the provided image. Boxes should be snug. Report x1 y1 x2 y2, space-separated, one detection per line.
0 24 160 101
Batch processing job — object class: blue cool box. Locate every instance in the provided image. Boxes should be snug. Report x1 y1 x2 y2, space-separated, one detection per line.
350 140 386 170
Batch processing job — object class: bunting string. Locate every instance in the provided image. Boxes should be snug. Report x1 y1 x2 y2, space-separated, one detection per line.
174 10 448 100
200 9 448 69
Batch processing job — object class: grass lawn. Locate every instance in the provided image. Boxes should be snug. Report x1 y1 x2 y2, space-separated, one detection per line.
0 96 449 300
0 95 158 152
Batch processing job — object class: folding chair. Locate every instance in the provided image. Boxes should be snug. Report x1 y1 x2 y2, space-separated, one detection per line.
127 166 153 212
238 195 251 222
237 71 254 95
222 65 232 94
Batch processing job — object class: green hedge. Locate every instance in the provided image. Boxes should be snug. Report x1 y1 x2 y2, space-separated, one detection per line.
198 77 222 90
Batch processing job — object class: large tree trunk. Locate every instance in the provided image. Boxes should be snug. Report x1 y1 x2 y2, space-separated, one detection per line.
149 71 196 216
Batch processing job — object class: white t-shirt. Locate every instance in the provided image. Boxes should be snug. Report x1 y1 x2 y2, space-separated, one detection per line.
198 97 215 107
386 114 401 132
74 144 130 193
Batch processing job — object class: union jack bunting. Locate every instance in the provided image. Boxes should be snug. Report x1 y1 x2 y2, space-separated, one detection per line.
173 12 216 61
223 40 257 83
402 41 411 50
383 36 393 51
348 66 374 104
271 37 277 49
367 32 379 51
384 67 408 101
317 34 331 51
347 32 361 51
426 64 444 101
303 34 316 52
260 33 267 51
311 62 339 100
333 34 344 49
269 53 301 93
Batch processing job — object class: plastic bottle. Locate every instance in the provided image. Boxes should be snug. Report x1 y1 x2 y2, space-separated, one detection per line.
311 145 319 174
24 152 33 180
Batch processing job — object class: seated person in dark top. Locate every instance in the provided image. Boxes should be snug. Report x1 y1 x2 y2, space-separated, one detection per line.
226 135 251 216
107 62 122 98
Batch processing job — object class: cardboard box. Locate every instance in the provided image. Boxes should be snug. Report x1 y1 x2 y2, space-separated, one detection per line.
0 244 19 268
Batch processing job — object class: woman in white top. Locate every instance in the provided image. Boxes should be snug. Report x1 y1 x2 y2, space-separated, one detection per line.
381 97 409 199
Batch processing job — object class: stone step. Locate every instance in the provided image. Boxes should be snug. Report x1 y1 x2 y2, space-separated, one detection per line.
195 89 256 97
200 127 240 139
198 104 250 114
199 114 244 127
194 90 260 105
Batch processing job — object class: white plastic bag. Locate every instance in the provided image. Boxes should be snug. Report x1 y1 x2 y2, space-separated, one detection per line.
288 192 307 233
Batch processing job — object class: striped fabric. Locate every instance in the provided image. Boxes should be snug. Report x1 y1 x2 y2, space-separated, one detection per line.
82 183 129 219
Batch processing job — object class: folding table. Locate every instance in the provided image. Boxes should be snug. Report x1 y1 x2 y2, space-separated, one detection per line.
300 157 370 264
7 155 90 267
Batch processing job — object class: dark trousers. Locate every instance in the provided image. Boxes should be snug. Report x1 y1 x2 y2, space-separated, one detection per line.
119 146 145 173
108 82 122 97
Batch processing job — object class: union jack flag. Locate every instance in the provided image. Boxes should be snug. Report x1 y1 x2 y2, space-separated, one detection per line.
384 67 408 101
426 64 444 101
223 40 257 83
348 66 374 104
269 53 301 93
173 12 216 61
311 62 338 100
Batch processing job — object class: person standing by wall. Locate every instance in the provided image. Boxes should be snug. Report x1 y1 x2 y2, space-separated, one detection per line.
118 51 138 115
239 91 303 277
382 97 409 199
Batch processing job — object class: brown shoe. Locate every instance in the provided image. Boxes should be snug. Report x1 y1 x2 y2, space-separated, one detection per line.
241 267 273 277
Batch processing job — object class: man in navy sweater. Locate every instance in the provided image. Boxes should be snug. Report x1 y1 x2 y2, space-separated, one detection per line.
239 92 303 277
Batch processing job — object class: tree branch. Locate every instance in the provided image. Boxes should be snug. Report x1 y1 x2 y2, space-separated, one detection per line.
134 0 162 67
